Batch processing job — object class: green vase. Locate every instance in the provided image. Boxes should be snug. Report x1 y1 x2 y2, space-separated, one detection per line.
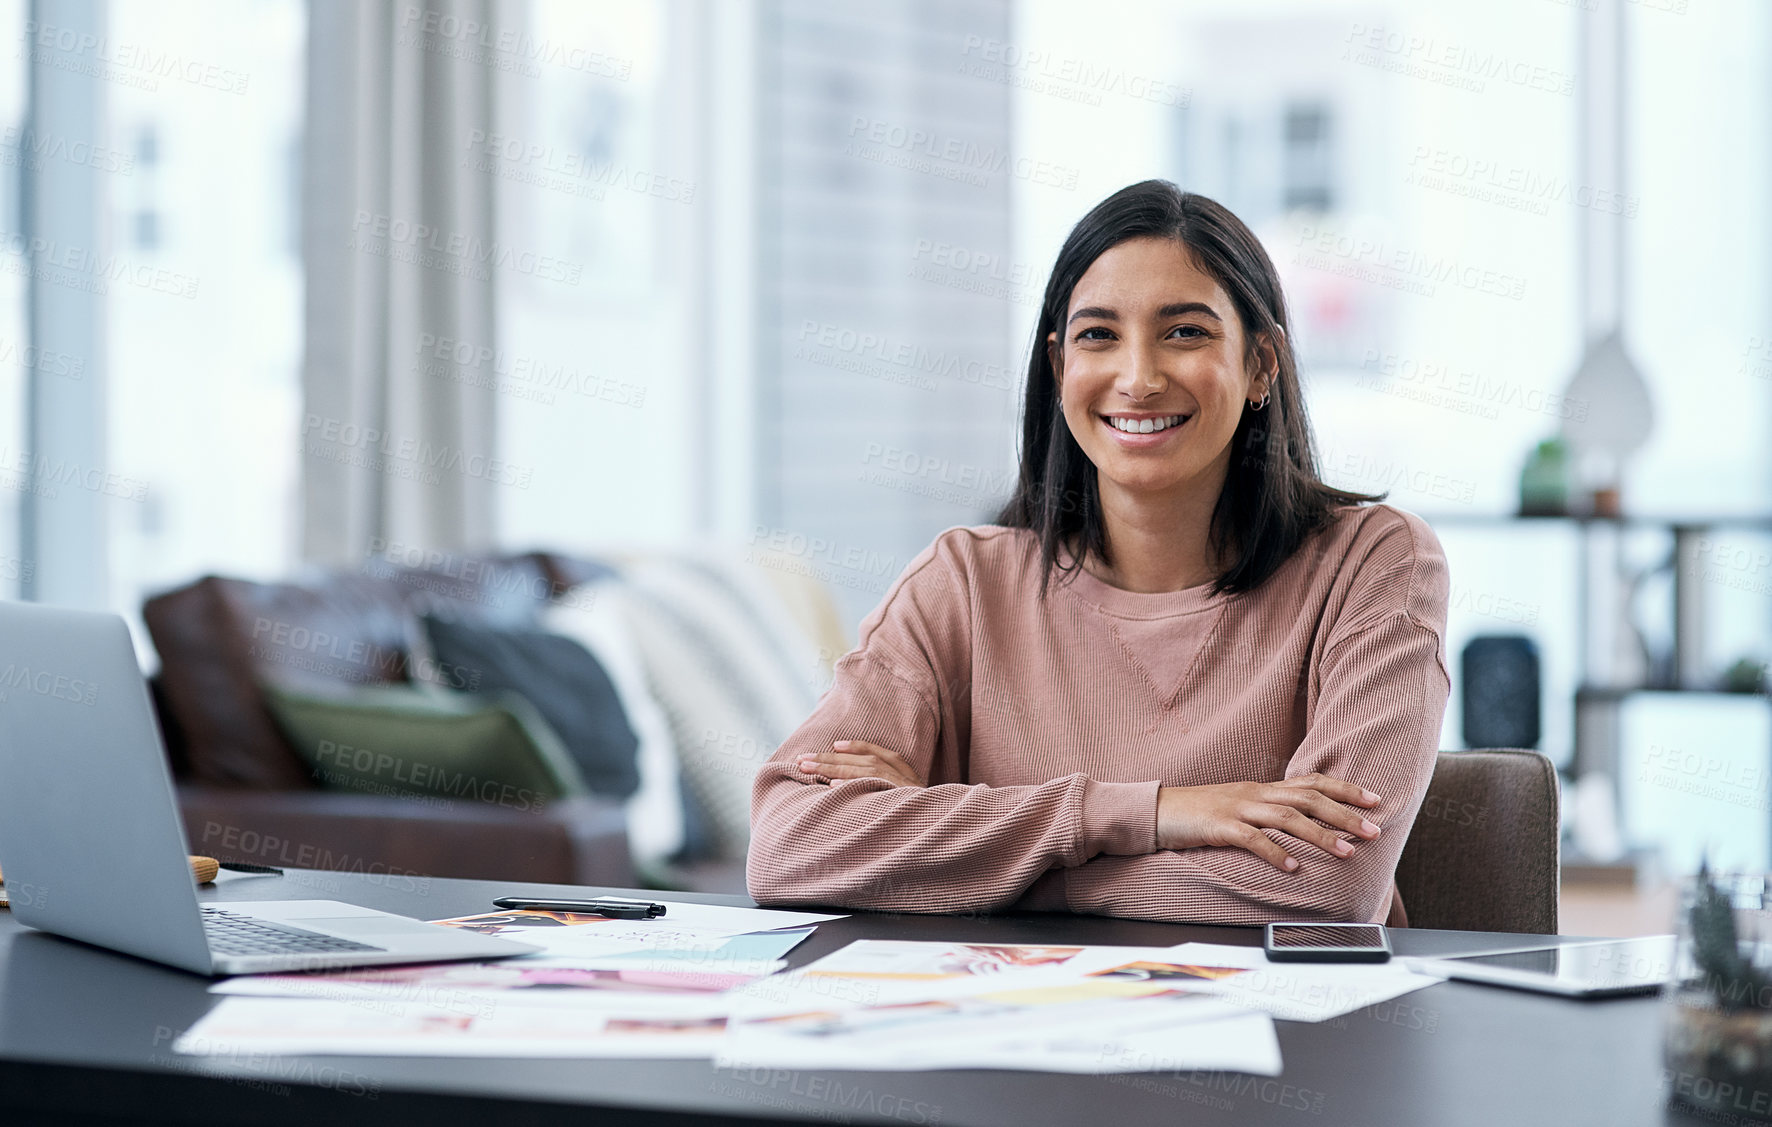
1519 438 1572 516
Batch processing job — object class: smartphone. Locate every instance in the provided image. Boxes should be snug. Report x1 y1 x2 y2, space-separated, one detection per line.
1263 922 1392 963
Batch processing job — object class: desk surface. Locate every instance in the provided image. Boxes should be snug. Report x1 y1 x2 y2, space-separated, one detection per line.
0 869 1727 1127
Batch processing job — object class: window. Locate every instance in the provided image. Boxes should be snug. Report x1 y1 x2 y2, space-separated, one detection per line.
0 0 28 599
102 0 305 618
131 210 158 251
493 0 692 552
1282 102 1333 212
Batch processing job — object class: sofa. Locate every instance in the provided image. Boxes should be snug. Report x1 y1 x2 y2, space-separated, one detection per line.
143 545 849 894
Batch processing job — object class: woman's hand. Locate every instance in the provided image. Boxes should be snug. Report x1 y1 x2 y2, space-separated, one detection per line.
1156 774 1383 871
795 740 924 787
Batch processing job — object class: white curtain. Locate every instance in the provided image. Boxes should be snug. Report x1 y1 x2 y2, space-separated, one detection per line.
300 0 505 566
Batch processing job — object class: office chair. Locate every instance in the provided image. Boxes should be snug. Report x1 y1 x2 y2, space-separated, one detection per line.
1393 749 1561 935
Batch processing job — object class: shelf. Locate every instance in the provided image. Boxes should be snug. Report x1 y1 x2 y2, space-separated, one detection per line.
1575 685 1769 703
1560 849 1659 890
1417 512 1772 530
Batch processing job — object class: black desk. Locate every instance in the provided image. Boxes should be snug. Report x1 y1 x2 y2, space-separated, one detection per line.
0 869 1729 1126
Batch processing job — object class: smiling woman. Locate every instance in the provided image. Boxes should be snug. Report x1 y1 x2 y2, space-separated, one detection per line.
747 181 1452 927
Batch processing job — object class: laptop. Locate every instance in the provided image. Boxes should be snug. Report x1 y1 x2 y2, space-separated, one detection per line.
0 600 540 975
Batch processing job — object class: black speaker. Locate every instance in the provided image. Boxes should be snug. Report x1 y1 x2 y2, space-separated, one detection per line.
1461 635 1541 749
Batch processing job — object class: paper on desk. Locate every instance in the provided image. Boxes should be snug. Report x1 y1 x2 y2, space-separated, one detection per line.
718 977 1282 1075
595 927 815 968
561 900 843 932
209 956 781 1009
428 902 840 942
722 939 1285 1075
793 939 1099 980
1062 943 1446 1023
210 929 817 1010
420 916 745 959
175 996 729 1058
730 941 1168 1015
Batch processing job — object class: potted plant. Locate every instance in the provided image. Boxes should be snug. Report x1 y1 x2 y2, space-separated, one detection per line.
1664 864 1772 1118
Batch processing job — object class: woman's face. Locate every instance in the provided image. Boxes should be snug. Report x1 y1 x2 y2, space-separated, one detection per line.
1050 236 1274 505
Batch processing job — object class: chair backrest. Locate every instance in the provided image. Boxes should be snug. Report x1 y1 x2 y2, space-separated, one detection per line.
1394 749 1561 934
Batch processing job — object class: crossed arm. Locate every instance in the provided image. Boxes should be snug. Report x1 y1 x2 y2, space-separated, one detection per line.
799 739 1383 873
747 611 1449 925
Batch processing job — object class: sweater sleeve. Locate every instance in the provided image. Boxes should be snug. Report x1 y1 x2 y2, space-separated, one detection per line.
1020 511 1452 925
746 529 1160 913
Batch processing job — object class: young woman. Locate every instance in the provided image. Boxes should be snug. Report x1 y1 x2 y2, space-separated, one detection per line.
747 181 1450 926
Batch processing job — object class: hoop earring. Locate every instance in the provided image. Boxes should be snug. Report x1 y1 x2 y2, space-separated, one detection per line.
1248 390 1271 412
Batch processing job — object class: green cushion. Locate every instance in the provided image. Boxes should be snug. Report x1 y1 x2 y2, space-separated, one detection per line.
264 684 588 812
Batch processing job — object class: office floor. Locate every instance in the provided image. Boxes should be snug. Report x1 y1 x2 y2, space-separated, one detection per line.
1558 877 1679 937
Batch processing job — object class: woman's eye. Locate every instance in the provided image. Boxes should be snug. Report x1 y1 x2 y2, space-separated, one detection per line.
1075 327 1114 342
1168 324 1206 339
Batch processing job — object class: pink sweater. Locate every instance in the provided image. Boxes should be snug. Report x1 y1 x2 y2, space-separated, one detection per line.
747 504 1451 925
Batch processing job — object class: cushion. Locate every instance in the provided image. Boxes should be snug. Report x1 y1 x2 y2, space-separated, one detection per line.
421 616 642 799
606 553 825 861
264 683 586 810
543 589 689 870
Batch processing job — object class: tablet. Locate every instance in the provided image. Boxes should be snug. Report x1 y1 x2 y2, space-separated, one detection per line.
1405 935 1676 998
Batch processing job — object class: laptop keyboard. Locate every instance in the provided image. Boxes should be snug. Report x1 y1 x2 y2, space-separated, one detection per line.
202 907 386 956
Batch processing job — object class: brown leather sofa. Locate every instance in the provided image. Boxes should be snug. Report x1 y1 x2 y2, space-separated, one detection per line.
143 551 637 888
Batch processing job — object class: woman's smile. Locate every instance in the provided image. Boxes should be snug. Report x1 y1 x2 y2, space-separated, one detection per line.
1100 411 1192 447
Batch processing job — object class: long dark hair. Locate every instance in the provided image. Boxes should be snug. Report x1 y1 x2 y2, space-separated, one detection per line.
994 180 1379 597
